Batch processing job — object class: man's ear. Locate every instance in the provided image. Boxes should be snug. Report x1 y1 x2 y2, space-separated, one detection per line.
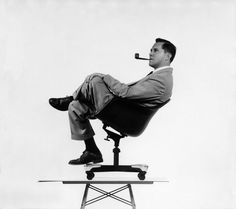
165 52 172 62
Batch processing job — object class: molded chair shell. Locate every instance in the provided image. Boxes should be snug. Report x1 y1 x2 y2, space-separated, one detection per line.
96 98 170 137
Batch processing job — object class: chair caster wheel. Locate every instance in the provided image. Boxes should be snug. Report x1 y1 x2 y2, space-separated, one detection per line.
138 172 146 180
86 171 95 180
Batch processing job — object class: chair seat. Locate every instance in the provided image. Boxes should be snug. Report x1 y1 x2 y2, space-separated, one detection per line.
96 98 170 137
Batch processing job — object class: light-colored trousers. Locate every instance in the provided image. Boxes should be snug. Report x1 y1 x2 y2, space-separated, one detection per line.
69 75 114 140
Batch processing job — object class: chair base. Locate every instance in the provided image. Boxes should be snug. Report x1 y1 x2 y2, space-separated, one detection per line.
85 164 148 180
83 125 148 180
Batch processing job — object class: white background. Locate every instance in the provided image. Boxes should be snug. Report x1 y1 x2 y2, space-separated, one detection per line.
0 0 236 209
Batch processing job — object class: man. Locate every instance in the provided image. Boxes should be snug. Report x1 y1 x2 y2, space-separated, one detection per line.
49 38 176 165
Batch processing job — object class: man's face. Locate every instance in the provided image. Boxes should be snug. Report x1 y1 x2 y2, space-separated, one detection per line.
149 42 169 69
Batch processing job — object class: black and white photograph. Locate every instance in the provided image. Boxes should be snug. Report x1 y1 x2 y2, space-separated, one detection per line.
0 0 235 209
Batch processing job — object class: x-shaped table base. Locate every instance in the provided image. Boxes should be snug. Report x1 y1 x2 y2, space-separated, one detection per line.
81 183 136 209
38 180 168 209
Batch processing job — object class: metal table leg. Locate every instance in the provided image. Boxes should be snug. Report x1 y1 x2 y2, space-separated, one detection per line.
81 184 90 209
128 184 136 209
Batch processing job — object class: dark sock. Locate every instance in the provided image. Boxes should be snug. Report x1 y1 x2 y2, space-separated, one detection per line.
84 137 101 155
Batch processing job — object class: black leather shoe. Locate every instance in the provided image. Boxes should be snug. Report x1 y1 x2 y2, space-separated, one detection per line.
68 151 103 165
49 96 73 111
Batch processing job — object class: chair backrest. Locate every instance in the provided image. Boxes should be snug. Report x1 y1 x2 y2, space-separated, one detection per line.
96 98 170 137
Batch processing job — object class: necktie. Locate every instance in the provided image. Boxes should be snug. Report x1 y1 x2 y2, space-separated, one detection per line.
146 71 153 76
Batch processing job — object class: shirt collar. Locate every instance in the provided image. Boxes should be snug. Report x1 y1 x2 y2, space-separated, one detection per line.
153 65 173 73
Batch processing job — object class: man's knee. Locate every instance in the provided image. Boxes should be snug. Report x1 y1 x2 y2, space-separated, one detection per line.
90 76 103 85
85 73 104 84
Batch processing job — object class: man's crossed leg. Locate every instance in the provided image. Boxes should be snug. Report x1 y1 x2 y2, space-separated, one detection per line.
49 74 114 165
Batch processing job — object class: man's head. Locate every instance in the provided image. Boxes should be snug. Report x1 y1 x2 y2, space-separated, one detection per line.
149 38 176 69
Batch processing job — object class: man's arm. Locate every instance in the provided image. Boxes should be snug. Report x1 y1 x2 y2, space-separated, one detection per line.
102 74 165 101
102 74 129 97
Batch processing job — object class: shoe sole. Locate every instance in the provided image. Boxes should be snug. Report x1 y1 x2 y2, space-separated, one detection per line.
92 158 103 164
69 158 103 165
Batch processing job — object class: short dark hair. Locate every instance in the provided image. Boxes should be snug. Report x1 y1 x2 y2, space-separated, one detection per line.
156 38 176 63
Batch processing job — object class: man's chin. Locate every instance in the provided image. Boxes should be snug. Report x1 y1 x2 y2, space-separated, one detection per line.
149 63 156 68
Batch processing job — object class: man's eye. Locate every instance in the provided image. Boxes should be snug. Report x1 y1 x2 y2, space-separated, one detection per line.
151 48 158 53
